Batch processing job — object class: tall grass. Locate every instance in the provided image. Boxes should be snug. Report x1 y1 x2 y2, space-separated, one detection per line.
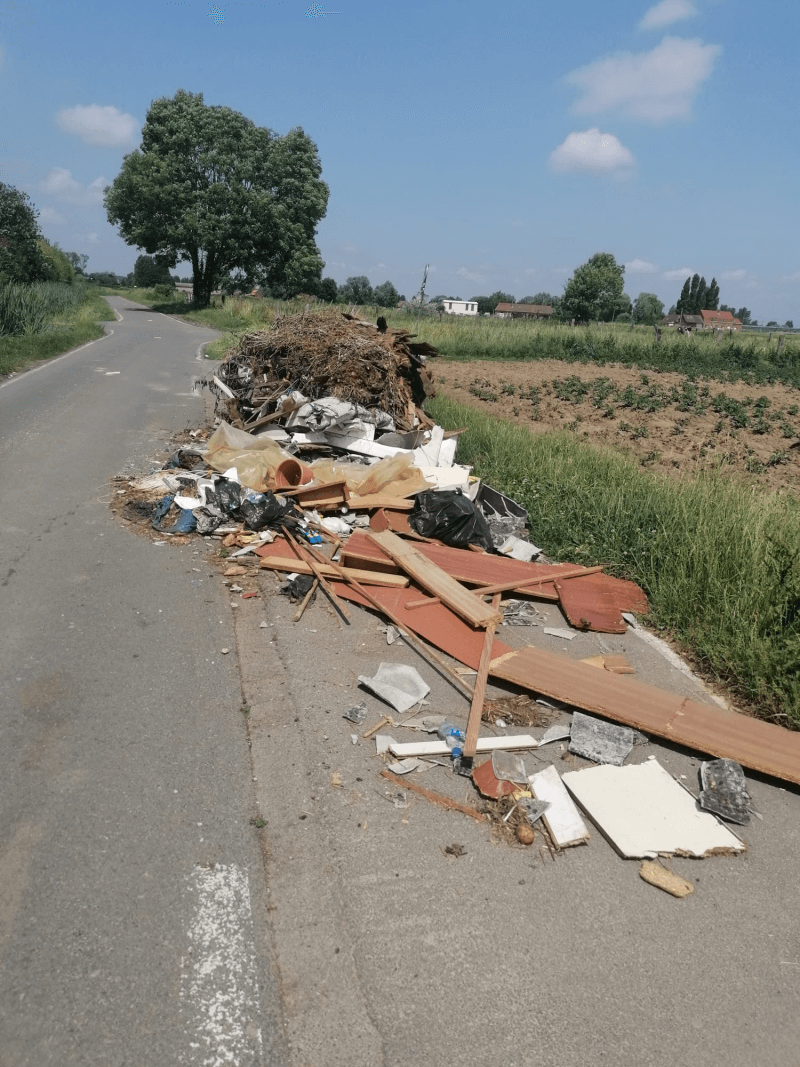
0 287 113 375
428 396 800 726
0 281 84 337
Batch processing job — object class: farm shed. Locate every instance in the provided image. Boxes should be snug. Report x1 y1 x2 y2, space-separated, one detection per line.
495 303 553 320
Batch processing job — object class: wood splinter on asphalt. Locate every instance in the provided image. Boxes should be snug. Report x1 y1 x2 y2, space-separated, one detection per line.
293 578 319 622
362 716 392 740
380 769 486 822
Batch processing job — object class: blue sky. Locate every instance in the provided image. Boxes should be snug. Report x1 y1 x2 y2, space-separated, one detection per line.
1 0 798 321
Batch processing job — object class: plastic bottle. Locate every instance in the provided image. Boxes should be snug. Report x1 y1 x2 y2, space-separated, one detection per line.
437 722 465 759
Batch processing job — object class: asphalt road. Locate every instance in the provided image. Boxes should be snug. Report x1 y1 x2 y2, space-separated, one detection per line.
0 298 287 1067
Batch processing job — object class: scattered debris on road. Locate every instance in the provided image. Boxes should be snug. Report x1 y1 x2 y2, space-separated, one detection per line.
111 309 800 892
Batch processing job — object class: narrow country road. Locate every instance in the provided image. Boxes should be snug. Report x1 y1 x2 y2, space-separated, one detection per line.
0 297 287 1066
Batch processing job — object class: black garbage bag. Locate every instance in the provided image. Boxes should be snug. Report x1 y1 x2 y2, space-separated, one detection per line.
213 477 294 532
280 573 316 603
409 489 494 553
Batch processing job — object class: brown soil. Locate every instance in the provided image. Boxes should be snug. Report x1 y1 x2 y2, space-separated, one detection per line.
435 360 800 491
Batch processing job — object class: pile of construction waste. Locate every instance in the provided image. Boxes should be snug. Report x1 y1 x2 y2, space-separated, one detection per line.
114 310 800 896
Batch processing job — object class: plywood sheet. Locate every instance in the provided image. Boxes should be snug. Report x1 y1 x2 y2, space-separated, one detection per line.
562 760 745 858
555 572 649 634
331 581 513 669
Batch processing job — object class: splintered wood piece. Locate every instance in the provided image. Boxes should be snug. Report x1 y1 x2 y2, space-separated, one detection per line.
463 594 501 760
554 572 649 634
380 770 486 822
366 529 502 629
293 578 319 622
639 861 694 898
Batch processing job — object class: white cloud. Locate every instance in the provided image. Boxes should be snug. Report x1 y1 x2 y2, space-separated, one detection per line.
722 268 747 280
456 266 488 284
56 104 139 147
549 128 635 173
38 206 65 225
626 257 657 272
783 271 800 283
40 167 106 206
663 266 695 279
566 36 721 121
639 0 698 31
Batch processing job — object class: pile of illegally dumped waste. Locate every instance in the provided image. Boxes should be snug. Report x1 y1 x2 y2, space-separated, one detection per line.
115 309 800 894
210 310 438 431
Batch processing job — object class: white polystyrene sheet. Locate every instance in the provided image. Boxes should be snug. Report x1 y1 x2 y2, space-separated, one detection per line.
562 759 745 858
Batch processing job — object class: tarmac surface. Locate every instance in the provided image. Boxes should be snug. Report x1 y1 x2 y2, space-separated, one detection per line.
2 295 799 1066
0 298 287 1066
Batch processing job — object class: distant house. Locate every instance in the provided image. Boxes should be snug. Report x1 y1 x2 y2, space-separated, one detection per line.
700 309 742 332
494 302 553 320
443 299 478 316
660 312 704 331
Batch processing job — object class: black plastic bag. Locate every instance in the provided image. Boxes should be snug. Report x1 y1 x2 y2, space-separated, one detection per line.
409 489 494 553
213 477 293 532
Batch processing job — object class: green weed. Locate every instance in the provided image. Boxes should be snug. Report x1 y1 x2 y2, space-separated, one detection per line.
427 395 800 725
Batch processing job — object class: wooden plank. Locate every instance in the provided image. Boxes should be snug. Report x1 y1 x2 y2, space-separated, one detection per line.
529 765 590 848
463 594 501 760
366 530 503 629
258 556 409 587
280 478 350 503
345 495 415 511
490 644 800 788
343 530 587 599
402 566 603 609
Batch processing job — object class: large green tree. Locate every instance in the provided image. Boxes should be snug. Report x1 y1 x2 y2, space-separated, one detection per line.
0 181 49 284
338 275 374 304
631 292 665 325
105 90 329 308
561 253 629 322
373 280 400 307
133 253 172 287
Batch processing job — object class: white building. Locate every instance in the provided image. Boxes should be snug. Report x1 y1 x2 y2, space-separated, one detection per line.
443 299 478 316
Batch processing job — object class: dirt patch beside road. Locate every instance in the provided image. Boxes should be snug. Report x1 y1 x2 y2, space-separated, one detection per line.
435 359 800 490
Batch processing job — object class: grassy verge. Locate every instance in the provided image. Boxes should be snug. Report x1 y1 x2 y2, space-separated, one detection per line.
0 287 115 376
428 395 800 726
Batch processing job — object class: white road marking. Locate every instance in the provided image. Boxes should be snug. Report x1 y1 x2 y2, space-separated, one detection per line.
105 371 121 376
0 331 112 391
180 863 264 1066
